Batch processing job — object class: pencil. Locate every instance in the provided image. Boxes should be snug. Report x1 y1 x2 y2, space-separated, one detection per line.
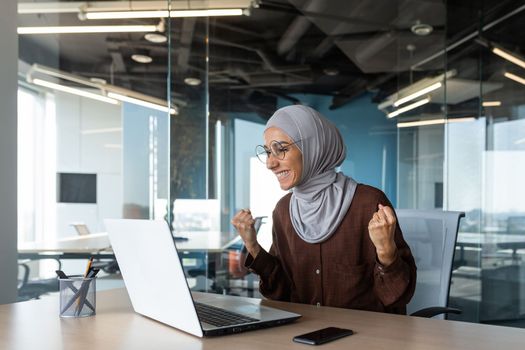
75 256 94 315
83 257 94 277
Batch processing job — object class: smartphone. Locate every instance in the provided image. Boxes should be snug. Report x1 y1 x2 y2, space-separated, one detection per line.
292 327 354 345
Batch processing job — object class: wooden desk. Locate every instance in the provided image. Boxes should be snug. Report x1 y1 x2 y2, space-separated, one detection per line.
1 288 524 349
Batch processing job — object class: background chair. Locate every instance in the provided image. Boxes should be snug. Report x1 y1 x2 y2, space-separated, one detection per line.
17 259 60 301
396 209 465 319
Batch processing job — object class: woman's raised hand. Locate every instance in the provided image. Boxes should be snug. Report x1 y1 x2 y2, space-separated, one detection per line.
368 204 397 266
231 208 261 258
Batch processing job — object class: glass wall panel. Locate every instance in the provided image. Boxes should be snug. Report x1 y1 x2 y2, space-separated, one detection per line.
392 0 447 210
166 8 213 292
17 0 171 292
15 1 525 327
444 1 525 327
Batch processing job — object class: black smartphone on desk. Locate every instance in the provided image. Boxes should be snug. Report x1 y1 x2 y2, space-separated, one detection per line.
293 327 353 345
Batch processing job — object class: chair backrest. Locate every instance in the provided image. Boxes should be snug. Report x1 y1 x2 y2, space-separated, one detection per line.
396 209 465 318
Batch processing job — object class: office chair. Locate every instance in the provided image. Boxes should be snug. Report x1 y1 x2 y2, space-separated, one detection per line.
17 259 60 301
396 209 465 319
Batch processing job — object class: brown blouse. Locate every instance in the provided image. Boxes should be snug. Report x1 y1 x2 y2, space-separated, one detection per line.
245 184 417 314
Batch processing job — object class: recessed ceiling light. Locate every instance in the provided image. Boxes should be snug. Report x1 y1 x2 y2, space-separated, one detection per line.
144 33 167 43
131 54 153 64
323 68 339 76
184 77 202 86
411 22 433 36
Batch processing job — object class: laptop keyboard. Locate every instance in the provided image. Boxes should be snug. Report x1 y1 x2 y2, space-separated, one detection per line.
194 302 259 327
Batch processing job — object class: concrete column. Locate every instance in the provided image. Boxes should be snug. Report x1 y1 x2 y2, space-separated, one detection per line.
0 0 19 304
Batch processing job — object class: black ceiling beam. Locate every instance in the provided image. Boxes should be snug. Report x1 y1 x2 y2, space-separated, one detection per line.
177 18 197 74
259 0 399 30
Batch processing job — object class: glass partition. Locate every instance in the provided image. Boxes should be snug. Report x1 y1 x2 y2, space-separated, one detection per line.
15 1 525 327
17 0 171 290
444 2 525 327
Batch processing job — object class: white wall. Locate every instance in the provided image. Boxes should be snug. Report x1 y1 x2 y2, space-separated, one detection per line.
0 0 18 304
55 91 122 237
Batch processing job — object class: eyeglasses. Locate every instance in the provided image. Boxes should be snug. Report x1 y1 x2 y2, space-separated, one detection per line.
255 140 301 163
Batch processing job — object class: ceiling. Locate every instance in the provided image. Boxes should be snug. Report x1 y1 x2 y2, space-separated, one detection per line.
18 0 525 118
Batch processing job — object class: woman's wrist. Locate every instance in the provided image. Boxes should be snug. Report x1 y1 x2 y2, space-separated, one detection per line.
245 242 261 258
376 242 397 267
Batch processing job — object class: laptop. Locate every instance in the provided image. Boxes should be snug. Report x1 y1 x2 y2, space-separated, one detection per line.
105 219 301 337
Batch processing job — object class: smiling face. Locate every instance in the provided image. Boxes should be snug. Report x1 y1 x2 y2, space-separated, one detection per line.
263 127 303 191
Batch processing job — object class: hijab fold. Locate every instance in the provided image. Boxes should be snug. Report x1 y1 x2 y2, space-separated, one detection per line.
266 105 357 244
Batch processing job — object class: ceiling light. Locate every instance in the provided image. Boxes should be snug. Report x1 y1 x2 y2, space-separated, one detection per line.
388 98 430 118
107 92 177 115
398 119 445 128
17 25 158 35
323 68 339 76
393 82 442 107
144 33 167 43
84 10 168 19
397 117 476 128
27 63 180 117
492 47 525 69
131 54 153 64
32 79 119 105
411 22 433 36
170 9 245 17
504 72 525 85
83 9 244 20
378 70 455 112
482 101 501 107
184 77 202 86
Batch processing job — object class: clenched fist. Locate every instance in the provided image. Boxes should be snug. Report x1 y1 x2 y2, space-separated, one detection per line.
231 208 261 258
368 204 397 266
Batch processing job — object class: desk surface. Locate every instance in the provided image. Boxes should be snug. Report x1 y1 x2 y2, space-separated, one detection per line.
1 288 524 350
18 231 238 256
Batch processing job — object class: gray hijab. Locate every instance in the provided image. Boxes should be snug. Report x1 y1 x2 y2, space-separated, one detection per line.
266 105 358 244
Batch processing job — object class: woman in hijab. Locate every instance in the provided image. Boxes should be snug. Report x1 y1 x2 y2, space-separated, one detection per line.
231 105 416 314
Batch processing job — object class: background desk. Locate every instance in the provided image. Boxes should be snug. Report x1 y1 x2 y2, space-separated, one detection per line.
1 288 524 350
18 233 114 260
17 231 243 295
17 231 238 259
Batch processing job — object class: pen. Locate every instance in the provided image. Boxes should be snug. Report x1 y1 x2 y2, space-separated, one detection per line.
55 270 69 279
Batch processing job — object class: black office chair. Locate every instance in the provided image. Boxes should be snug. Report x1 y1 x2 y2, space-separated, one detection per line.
17 259 60 301
397 209 465 318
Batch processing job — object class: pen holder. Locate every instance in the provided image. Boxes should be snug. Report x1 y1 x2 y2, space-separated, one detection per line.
59 277 96 318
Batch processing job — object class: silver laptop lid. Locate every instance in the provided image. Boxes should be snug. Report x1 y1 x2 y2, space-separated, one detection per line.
105 219 204 337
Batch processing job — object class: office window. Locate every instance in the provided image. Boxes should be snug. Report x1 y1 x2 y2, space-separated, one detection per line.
17 88 56 244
